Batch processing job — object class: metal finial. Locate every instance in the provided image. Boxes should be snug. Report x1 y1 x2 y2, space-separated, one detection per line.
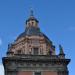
30 8 34 17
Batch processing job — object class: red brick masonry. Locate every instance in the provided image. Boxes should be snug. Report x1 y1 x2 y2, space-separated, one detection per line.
18 71 32 75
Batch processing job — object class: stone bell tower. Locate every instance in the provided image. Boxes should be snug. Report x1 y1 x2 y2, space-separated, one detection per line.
2 10 70 75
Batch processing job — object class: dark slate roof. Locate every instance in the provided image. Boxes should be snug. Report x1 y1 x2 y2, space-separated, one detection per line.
16 27 52 44
26 16 39 24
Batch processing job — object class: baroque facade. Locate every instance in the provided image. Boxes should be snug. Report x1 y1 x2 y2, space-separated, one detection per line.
2 10 70 75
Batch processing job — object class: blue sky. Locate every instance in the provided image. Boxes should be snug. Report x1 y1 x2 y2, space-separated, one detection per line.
0 0 75 75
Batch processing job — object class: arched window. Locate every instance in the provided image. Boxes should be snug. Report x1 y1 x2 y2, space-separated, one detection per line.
32 21 34 25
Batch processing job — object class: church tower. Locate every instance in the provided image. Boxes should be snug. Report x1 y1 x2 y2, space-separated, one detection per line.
2 10 70 75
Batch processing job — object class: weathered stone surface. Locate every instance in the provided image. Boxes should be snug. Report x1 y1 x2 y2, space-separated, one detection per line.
2 10 70 75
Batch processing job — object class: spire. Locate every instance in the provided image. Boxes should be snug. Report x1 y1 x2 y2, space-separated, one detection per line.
26 8 38 22
59 45 65 58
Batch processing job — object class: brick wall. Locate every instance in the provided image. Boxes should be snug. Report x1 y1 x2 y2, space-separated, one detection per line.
17 71 32 75
17 71 57 75
43 71 57 75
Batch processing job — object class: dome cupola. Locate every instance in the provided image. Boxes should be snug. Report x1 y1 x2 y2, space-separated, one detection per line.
26 9 39 28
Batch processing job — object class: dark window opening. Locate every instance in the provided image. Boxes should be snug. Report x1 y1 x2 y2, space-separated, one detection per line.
33 48 39 55
32 22 34 25
17 50 21 54
34 72 41 75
